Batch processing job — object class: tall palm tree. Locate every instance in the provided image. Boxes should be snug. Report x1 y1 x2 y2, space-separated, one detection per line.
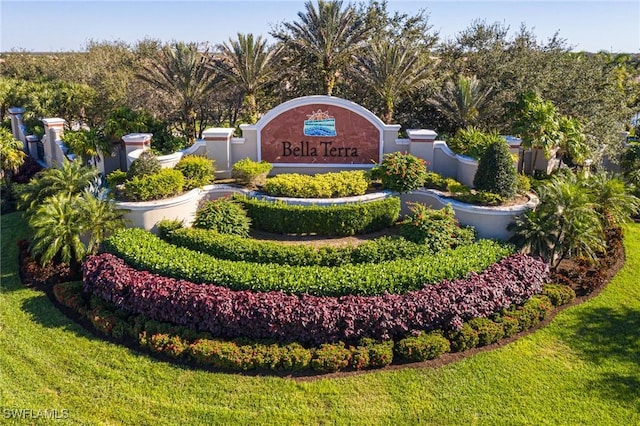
136 42 218 142
584 172 640 227
352 40 431 124
212 33 279 123
274 0 370 96
428 74 492 131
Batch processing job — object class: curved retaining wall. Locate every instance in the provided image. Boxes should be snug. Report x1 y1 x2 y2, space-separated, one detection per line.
116 185 537 240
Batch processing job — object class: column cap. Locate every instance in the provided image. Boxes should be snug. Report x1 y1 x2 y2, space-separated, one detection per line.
202 128 235 140
8 107 26 115
42 118 66 127
122 133 153 144
406 129 437 141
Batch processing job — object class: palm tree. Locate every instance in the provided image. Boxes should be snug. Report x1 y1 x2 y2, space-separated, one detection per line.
352 40 431 124
0 128 26 185
17 159 99 217
584 172 640 227
62 128 110 166
274 0 370 96
136 42 218 142
28 190 127 270
510 171 606 268
428 74 492 131
212 33 279 123
29 192 86 268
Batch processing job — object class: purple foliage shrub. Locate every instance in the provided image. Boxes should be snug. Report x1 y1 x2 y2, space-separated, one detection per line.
83 253 548 345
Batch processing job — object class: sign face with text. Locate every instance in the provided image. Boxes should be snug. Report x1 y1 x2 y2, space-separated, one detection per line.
260 104 381 164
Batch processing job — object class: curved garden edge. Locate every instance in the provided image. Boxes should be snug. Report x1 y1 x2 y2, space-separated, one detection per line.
114 183 538 240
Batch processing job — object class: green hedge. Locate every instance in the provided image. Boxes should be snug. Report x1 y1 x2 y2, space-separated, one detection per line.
122 169 185 201
104 228 513 296
235 195 401 236
163 227 431 267
263 171 369 198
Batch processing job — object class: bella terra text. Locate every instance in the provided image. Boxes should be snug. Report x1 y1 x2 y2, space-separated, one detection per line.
281 141 358 158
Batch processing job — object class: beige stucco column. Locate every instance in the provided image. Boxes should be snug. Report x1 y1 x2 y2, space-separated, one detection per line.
122 133 152 168
407 129 438 166
202 128 235 178
7 107 26 144
41 118 66 167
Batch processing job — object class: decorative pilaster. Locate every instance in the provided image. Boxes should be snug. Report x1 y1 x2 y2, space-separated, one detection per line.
407 129 437 166
8 107 27 145
41 118 66 167
202 128 235 178
122 133 152 167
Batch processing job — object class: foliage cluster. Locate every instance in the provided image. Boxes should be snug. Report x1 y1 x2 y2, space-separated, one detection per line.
193 198 251 237
263 170 369 198
82 251 544 345
473 140 518 199
446 126 504 160
103 228 512 297
399 203 476 251
126 150 161 179
55 279 570 373
510 170 640 268
122 169 184 202
161 226 428 267
375 151 428 193
236 195 400 236
232 158 273 188
174 156 215 190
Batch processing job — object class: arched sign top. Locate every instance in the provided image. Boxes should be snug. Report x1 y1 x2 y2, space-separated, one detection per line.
249 96 399 166
254 95 391 132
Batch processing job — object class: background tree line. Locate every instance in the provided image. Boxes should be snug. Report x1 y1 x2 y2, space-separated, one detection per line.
1 0 638 161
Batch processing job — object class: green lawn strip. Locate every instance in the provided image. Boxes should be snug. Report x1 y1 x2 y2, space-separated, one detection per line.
1 211 639 425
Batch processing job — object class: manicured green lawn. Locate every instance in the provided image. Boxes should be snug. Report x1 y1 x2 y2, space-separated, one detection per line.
1 211 638 425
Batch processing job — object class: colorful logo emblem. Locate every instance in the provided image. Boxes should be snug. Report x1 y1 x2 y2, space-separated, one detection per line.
303 110 337 137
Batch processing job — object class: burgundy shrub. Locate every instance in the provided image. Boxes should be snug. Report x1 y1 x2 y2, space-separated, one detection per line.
83 253 548 345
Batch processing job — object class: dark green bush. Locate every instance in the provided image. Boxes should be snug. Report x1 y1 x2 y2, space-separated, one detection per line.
358 338 394 368
232 158 272 188
193 198 251 237
104 228 512 296
164 227 425 267
263 171 369 198
175 155 215 190
311 343 352 373
236 195 401 236
493 313 521 338
127 150 161 179
473 141 517 199
503 295 553 331
542 284 576 306
378 152 428 193
400 203 476 252
446 323 479 352
453 191 504 206
468 317 505 346
123 169 184 201
157 219 184 239
106 169 127 190
349 346 371 370
395 331 451 362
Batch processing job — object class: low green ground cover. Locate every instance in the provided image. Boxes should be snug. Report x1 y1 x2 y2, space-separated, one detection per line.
2 212 639 425
103 228 512 296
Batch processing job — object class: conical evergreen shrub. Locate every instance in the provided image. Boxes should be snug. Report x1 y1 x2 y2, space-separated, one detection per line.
473 141 517 199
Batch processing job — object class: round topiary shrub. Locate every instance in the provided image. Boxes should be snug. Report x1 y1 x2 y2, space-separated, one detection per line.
473 141 517 199
378 152 428 193
127 150 161 179
193 197 251 237
175 155 215 190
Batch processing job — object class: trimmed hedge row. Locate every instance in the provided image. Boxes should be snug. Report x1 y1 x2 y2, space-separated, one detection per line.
263 171 369 198
83 252 547 345
163 227 431 267
235 195 401 236
104 229 512 296
56 281 572 373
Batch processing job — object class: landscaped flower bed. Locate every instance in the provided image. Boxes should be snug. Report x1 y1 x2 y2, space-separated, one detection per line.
82 252 548 345
103 228 513 296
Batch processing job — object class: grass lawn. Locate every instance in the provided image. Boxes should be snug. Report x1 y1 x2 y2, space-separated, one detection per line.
1 211 639 425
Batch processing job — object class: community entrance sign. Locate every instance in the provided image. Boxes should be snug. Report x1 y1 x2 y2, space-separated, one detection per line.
255 96 392 166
